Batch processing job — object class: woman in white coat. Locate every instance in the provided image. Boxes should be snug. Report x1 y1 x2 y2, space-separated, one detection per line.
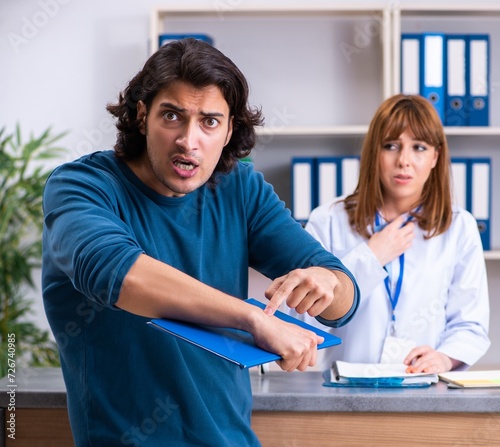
303 94 490 373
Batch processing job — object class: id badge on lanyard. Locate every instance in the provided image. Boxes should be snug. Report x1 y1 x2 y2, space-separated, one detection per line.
374 211 408 335
375 211 417 363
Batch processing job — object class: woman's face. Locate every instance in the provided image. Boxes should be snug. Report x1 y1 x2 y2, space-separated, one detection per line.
379 130 439 211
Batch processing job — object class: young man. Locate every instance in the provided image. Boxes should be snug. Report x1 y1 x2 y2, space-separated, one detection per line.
42 38 359 446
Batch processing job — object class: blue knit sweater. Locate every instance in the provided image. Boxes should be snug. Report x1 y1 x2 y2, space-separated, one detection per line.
42 150 358 446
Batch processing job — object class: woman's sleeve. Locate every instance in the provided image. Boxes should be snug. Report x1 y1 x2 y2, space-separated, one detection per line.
437 211 491 368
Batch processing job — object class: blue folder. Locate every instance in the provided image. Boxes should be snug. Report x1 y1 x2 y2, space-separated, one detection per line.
445 35 468 126
420 33 446 123
450 157 491 250
159 33 214 47
315 156 360 207
467 34 490 126
469 158 491 250
291 157 316 225
147 298 342 368
401 33 446 122
316 157 340 207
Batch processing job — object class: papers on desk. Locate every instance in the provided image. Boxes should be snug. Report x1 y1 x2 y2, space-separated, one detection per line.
147 298 342 369
323 361 438 388
439 370 500 388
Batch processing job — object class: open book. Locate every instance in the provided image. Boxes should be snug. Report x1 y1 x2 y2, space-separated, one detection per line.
323 360 438 388
439 370 500 388
147 298 342 369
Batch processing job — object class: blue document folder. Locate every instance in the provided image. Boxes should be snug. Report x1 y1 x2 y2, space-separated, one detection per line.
469 158 491 250
291 157 316 225
467 34 490 126
159 33 214 47
147 298 342 368
445 35 468 126
421 33 446 123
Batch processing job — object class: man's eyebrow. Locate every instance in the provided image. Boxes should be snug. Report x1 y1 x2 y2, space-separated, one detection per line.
158 102 225 118
200 111 225 118
158 102 185 113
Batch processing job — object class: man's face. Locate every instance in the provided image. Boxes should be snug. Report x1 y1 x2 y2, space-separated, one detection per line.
131 81 233 197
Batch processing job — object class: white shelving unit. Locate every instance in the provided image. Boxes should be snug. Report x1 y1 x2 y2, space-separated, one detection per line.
150 3 498 257
150 4 392 135
150 2 500 368
391 3 500 258
391 3 500 133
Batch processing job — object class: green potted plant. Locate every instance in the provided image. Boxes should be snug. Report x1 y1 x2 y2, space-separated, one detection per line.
0 125 66 377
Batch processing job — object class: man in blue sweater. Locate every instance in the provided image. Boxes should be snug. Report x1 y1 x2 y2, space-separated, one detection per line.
42 38 359 446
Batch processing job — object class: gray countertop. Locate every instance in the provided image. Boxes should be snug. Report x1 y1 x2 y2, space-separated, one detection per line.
1 367 500 413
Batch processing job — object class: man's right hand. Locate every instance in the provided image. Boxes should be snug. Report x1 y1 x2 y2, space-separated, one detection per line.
250 309 324 372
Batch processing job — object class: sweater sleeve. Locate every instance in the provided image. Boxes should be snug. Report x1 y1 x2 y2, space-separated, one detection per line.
43 162 144 308
242 164 359 327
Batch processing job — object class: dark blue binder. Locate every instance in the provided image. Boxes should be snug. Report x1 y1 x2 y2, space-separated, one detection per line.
291 157 316 225
315 156 360 207
469 158 491 250
467 34 490 126
450 157 491 251
316 157 340 207
445 35 468 126
159 34 214 47
147 298 342 368
420 33 446 123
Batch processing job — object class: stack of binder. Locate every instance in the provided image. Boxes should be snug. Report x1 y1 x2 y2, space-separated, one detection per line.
291 155 491 250
451 157 491 250
401 33 490 126
291 156 360 224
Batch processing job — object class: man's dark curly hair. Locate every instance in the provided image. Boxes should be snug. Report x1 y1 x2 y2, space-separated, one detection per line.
106 38 263 184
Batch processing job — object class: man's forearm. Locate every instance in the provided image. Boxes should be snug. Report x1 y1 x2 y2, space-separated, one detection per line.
116 253 261 331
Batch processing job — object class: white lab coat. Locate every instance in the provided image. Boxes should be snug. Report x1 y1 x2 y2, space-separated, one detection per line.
297 198 490 371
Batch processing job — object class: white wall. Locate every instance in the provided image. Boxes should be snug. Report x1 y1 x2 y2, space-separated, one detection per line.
1 0 498 367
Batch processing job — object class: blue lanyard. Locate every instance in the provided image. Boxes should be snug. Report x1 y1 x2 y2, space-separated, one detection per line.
374 211 416 327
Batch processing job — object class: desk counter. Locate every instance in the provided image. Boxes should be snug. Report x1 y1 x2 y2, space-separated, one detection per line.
1 368 500 446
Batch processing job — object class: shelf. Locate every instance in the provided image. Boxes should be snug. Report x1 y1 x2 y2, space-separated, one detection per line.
256 126 500 138
151 3 498 253
444 127 500 136
484 251 500 261
256 125 369 138
152 3 391 16
392 3 500 14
